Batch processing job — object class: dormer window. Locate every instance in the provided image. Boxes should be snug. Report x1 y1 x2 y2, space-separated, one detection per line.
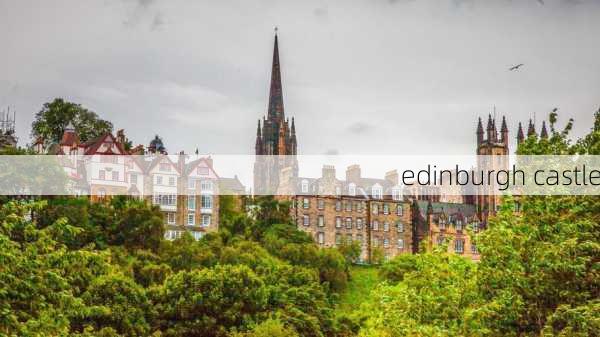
301 179 309 193
371 184 382 199
392 187 401 201
348 183 356 196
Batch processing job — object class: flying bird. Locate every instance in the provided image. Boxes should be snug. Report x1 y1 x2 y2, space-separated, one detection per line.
509 63 524 71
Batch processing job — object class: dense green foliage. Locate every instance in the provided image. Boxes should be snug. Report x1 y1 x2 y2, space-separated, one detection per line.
2 108 599 337
0 196 350 337
31 98 113 145
356 110 600 337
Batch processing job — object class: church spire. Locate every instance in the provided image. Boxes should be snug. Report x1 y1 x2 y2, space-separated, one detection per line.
267 29 284 124
540 120 548 139
500 115 508 147
527 119 536 137
476 117 484 145
517 122 525 144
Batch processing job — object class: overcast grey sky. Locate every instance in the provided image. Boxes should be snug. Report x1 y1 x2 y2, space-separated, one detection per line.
1 0 599 155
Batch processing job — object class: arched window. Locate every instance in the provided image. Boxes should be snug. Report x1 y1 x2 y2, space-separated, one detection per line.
301 179 309 193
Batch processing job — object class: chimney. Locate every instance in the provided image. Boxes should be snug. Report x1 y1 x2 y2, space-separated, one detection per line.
116 129 126 144
346 164 361 183
385 170 399 185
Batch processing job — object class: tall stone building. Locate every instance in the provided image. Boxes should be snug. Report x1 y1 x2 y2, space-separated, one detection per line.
253 32 298 195
475 114 510 222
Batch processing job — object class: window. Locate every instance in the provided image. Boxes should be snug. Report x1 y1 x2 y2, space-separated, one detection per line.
130 173 138 185
392 188 401 201
188 196 196 210
335 217 342 228
383 222 389 232
373 237 379 247
456 220 463 231
397 204 403 216
345 201 352 212
345 217 352 229
317 232 325 245
335 186 341 196
200 180 213 191
168 176 176 186
156 175 163 185
372 220 379 231
471 243 478 254
335 200 341 211
187 178 196 189
356 234 363 245
454 239 465 254
335 233 342 245
201 195 213 209
166 212 175 224
187 212 195 225
346 233 352 243
372 203 379 215
318 215 325 227
111 171 118 181
383 238 390 248
372 185 382 199
358 202 364 212
197 167 209 175
165 230 176 240
303 198 310 209
317 199 324 210
301 179 309 193
356 218 363 230
159 163 171 172
439 218 446 230
303 215 310 226
348 183 356 196
471 222 480 232
99 170 106 180
397 238 404 249
192 231 203 241
202 214 211 227
383 203 389 215
396 221 404 233
153 193 177 206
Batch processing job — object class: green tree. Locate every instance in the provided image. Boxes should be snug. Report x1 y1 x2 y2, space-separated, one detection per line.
79 273 154 336
337 239 361 265
155 264 270 337
229 318 299 337
359 252 480 337
31 98 113 145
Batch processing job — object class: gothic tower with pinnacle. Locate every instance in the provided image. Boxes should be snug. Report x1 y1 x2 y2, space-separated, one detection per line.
476 114 510 222
254 31 298 195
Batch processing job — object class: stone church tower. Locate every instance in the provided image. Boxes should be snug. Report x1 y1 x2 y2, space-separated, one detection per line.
253 32 298 195
475 114 509 222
